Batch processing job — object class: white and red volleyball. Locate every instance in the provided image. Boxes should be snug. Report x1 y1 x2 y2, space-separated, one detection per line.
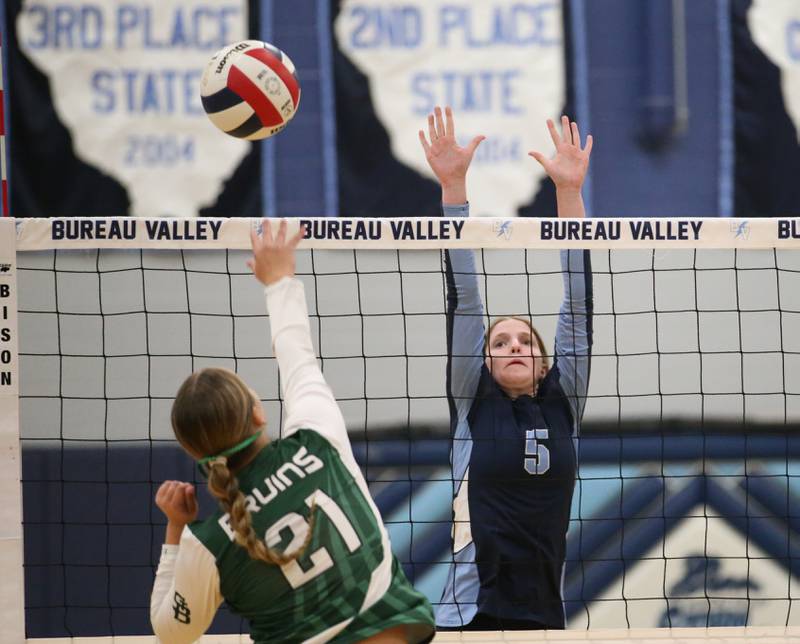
200 40 301 140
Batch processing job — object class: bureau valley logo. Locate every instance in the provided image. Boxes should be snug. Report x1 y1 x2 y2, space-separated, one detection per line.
334 0 566 218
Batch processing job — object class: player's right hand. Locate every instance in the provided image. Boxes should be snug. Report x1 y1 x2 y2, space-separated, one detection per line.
155 480 199 526
248 219 304 286
418 106 484 198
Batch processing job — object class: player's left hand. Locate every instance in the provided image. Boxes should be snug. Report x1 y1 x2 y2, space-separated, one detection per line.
155 480 198 526
529 116 593 192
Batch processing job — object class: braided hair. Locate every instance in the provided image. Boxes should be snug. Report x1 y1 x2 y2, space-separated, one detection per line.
171 367 314 564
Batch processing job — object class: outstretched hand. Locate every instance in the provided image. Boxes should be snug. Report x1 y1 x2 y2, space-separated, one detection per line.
529 116 593 192
419 106 485 203
247 219 304 286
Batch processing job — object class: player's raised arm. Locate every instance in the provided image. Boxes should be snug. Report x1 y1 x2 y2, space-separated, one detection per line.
419 106 486 408
531 117 594 425
529 115 593 220
249 220 350 451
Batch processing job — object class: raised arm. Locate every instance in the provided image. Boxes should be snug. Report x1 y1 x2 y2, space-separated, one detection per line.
554 249 593 425
444 233 485 409
249 220 349 452
420 107 486 409
530 117 594 426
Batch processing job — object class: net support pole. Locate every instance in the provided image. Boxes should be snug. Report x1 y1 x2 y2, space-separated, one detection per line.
0 218 23 641
0 6 9 216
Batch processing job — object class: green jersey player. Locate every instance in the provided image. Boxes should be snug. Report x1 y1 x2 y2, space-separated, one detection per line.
150 220 435 644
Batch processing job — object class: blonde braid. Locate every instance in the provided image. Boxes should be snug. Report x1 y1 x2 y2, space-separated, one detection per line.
207 459 316 565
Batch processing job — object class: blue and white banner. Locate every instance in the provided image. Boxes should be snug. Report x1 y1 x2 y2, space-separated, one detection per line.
748 0 800 141
570 492 800 629
15 0 249 217
734 0 800 218
334 0 566 218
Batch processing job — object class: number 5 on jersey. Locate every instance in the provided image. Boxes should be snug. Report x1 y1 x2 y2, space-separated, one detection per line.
525 428 550 475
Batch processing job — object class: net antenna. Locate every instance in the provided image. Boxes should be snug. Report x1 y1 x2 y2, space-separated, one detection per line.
0 13 9 218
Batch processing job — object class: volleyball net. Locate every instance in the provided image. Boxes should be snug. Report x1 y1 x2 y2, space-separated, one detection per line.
3 216 800 642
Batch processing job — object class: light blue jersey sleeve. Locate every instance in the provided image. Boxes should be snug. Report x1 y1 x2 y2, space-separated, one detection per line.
553 249 593 430
442 203 485 421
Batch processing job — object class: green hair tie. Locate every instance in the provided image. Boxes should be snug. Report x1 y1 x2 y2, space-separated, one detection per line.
198 430 263 466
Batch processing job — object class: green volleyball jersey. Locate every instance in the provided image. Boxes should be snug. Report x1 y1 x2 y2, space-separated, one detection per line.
152 277 433 643
189 428 433 643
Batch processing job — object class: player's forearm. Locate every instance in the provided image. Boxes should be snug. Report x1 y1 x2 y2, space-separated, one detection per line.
556 187 585 219
150 546 193 643
555 250 593 410
164 521 184 545
442 204 483 317
150 533 222 644
265 277 337 425
266 277 316 379
442 202 485 402
560 250 591 309
441 179 467 205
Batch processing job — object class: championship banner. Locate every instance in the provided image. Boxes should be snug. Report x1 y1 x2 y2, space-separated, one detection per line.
12 216 800 250
734 0 800 217
14 0 249 217
333 0 566 219
748 0 800 140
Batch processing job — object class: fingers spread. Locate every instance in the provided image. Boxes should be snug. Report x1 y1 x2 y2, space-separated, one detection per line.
546 119 560 148
584 134 594 156
571 120 581 147
561 115 572 144
528 150 548 168
466 135 486 157
418 129 431 154
428 113 437 142
276 219 287 245
289 224 304 249
445 106 455 138
434 106 446 139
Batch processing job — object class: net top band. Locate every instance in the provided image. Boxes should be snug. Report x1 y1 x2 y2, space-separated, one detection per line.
9 217 800 251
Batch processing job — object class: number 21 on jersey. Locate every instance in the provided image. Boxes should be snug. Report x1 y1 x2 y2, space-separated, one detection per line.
525 428 550 475
265 490 363 589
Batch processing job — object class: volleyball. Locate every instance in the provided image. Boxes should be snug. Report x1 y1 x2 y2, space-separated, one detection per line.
200 40 301 141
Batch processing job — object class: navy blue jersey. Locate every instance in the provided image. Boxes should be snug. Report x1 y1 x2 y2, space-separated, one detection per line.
437 204 593 629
